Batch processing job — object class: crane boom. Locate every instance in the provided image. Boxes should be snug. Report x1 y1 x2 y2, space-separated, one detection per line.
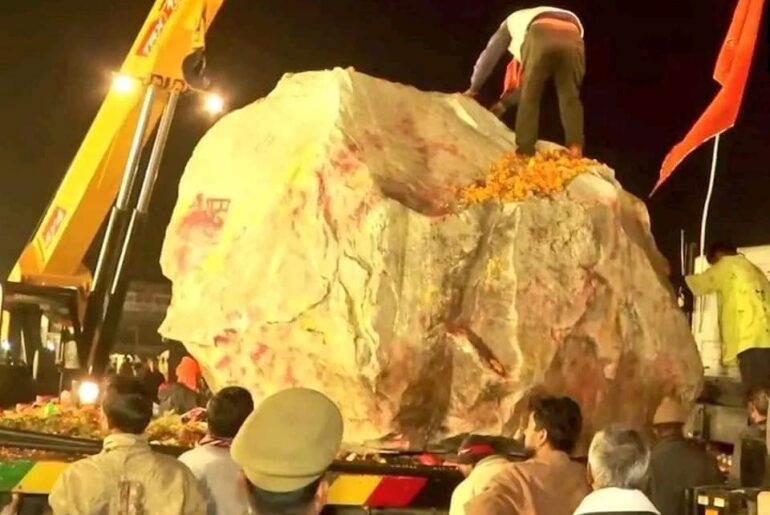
9 0 225 288
2 0 226 376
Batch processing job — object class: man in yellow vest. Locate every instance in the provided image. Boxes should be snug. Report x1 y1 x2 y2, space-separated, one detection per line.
686 242 770 391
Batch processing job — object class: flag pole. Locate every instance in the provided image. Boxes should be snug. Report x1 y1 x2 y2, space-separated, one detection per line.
699 133 722 257
696 133 721 333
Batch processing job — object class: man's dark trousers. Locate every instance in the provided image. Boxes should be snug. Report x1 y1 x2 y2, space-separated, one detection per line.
516 24 585 155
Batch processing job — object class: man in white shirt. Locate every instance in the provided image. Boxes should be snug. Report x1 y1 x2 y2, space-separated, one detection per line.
466 7 585 158
449 435 513 515
574 427 660 515
178 386 254 515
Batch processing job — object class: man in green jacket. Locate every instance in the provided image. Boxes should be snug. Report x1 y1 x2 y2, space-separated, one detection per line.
686 242 770 391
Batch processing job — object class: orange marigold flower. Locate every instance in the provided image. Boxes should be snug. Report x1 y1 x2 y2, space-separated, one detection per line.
459 149 598 205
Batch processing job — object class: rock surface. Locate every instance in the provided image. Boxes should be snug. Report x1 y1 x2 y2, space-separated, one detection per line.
159 69 703 449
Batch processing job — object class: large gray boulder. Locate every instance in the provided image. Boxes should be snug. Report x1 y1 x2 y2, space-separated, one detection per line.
159 69 702 449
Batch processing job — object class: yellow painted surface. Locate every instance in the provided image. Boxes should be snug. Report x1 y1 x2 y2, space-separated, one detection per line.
327 474 381 506
758 491 770 515
14 461 70 495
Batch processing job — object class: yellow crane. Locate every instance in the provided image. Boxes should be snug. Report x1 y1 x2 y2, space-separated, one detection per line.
1 0 226 375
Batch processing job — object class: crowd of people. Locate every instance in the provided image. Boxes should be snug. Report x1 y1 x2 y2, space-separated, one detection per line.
109 353 208 415
452 395 729 515
46 376 342 515
35 367 762 515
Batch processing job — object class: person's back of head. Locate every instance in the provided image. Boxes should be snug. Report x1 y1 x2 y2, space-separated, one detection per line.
748 388 770 426
524 395 583 455
244 479 324 515
145 356 158 371
706 241 738 265
588 426 649 490
102 375 153 435
118 361 134 377
652 397 688 440
207 386 254 439
231 387 344 515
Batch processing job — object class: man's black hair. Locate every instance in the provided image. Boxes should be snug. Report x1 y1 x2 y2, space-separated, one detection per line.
530 396 583 453
706 241 738 264
208 386 254 439
652 422 684 438
246 478 321 515
102 375 153 434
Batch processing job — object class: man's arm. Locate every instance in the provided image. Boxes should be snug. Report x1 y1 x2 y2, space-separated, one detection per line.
464 486 512 515
448 481 468 515
685 262 724 296
182 466 208 515
48 467 73 514
468 23 512 95
464 467 524 515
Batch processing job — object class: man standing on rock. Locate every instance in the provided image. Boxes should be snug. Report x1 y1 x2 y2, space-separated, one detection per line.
465 7 585 158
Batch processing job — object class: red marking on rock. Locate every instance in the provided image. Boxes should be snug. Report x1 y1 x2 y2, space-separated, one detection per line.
174 194 232 273
214 328 237 346
351 193 380 224
330 147 360 175
283 363 297 386
316 170 328 208
291 191 309 217
215 355 232 370
178 194 231 237
428 142 460 156
315 170 335 228
250 344 269 363
564 360 605 414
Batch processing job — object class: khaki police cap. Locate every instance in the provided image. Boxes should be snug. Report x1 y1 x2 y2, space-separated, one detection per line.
231 387 344 493
653 396 688 425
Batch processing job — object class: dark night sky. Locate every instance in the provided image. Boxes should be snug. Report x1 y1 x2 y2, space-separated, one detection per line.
1 0 768 281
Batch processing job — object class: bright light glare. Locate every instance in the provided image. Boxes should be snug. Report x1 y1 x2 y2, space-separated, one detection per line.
78 381 100 405
112 74 135 94
45 341 56 352
0 340 10 352
203 93 225 115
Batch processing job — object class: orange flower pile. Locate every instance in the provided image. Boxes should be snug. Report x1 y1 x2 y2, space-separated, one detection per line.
460 149 598 205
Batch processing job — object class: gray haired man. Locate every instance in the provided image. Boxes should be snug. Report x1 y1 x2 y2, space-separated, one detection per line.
574 427 660 515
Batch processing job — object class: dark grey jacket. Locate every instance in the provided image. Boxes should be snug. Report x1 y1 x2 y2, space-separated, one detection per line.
648 436 724 515
731 423 770 487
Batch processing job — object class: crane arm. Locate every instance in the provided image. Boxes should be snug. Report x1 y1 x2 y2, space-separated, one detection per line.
9 0 225 290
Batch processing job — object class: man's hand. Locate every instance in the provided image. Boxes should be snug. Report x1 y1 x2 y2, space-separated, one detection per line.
489 102 506 118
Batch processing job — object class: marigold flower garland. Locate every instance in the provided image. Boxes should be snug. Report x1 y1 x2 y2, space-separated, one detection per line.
460 149 599 205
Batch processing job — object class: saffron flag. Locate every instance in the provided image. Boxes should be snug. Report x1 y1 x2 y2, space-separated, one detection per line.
653 0 765 192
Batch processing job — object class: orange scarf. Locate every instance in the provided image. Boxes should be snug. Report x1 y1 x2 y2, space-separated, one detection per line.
502 59 522 97
175 356 200 391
